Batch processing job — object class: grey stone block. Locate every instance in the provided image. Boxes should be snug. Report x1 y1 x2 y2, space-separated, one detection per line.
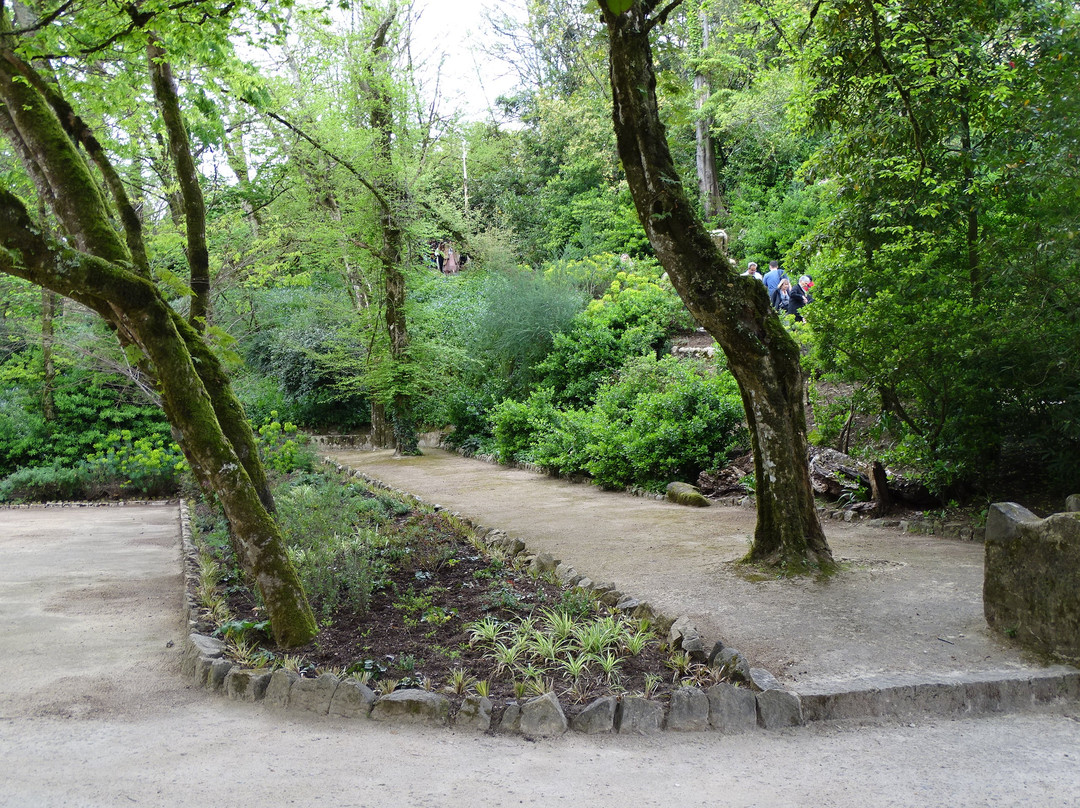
498 703 522 734
329 679 377 718
717 648 751 682
614 595 642 613
264 669 299 709
555 563 582 586
181 634 224 678
531 552 558 574
519 692 567 737
454 695 492 732
370 689 450 725
749 667 783 692
570 697 616 734
631 601 656 622
206 658 233 691
289 672 340 715
193 655 214 688
756 688 803 729
617 697 664 734
706 683 757 733
984 503 1080 659
666 687 709 731
224 669 271 702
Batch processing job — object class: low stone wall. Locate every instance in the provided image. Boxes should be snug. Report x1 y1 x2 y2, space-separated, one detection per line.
984 501 1080 661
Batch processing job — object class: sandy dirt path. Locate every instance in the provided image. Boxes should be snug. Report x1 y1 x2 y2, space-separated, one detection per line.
2 504 1079 807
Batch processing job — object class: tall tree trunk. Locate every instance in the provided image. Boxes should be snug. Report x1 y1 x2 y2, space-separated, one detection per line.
40 289 58 422
147 36 210 332
694 10 722 221
366 7 420 456
601 2 833 569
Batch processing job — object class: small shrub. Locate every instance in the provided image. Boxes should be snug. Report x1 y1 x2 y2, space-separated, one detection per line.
0 463 88 502
257 414 315 474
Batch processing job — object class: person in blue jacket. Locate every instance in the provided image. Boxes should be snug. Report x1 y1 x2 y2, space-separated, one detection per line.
762 260 787 296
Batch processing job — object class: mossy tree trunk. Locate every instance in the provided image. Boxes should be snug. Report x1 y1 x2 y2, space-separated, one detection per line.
0 45 315 645
600 2 834 570
147 36 210 332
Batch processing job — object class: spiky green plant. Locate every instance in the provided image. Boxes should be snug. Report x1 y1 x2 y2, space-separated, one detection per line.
622 630 652 656
594 650 622 681
560 652 592 682
378 678 400 695
492 640 524 674
527 630 566 663
445 667 476 695
466 616 505 646
666 651 692 679
540 607 578 641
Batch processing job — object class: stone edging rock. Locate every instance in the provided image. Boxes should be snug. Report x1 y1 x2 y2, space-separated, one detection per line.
179 465 805 737
1 498 177 510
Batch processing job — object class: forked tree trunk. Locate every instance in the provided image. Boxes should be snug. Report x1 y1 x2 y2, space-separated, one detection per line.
601 3 833 569
0 47 315 646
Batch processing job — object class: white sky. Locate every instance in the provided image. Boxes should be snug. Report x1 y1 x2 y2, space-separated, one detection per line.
409 0 522 122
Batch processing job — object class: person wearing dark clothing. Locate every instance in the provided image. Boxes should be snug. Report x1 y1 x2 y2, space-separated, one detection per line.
770 277 791 313
788 275 814 321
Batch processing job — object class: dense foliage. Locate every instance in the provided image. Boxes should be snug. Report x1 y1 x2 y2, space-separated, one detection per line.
1 0 1076 506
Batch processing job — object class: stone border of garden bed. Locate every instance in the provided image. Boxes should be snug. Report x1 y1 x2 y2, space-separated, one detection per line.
179 465 806 737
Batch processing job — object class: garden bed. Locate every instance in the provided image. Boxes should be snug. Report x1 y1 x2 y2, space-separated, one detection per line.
190 463 726 717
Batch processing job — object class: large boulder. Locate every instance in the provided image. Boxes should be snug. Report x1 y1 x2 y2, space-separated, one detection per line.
665 482 711 507
984 502 1080 660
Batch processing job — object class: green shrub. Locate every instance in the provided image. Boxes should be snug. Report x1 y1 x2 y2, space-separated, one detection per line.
490 388 558 464
583 356 745 490
535 261 694 407
84 432 188 498
528 355 746 491
257 414 316 474
0 463 89 502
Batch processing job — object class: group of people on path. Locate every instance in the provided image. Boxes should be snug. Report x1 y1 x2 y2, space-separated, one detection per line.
744 260 814 322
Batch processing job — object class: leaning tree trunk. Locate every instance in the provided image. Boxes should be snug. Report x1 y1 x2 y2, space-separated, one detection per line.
0 47 315 646
601 2 833 569
148 36 210 332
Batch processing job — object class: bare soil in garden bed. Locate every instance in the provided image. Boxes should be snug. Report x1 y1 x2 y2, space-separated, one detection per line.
200 488 706 716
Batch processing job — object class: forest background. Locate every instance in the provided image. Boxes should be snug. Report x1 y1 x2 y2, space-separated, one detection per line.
2 0 1078 512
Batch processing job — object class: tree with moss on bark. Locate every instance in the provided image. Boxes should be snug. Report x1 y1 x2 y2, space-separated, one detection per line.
598 0 834 571
0 0 317 646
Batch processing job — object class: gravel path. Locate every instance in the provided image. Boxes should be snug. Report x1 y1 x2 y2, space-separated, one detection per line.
2 503 1079 806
